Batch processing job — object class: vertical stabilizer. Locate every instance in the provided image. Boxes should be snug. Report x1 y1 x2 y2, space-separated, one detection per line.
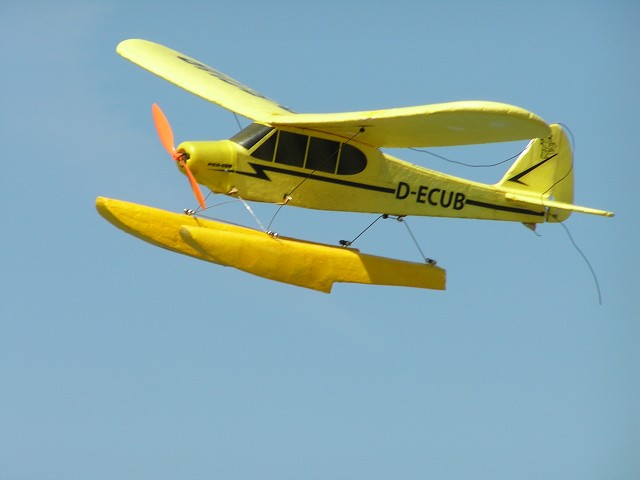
497 124 574 222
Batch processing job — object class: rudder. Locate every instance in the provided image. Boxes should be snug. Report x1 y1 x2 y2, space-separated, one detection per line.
497 124 574 222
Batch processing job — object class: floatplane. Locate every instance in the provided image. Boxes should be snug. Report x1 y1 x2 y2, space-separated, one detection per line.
97 39 613 293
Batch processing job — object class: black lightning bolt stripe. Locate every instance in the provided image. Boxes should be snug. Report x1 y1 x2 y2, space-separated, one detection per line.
465 199 545 217
234 162 397 194
507 153 557 185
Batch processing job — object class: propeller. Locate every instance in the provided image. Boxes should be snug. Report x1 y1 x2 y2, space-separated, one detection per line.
151 103 206 210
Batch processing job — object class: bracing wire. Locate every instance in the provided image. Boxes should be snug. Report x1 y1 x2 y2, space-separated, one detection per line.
409 147 522 168
341 215 384 246
266 203 286 233
341 215 432 264
187 188 268 231
237 196 266 232
184 189 214 216
399 217 429 263
232 112 244 132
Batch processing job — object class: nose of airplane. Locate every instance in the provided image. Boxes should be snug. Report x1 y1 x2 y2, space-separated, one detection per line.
176 140 236 176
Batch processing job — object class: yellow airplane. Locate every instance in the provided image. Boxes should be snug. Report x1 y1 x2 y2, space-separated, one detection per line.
97 39 613 293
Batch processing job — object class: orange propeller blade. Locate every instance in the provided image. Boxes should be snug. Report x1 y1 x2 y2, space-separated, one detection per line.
152 103 206 211
151 103 176 157
182 160 207 210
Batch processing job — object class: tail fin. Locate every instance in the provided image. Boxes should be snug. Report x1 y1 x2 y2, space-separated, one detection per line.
497 123 574 222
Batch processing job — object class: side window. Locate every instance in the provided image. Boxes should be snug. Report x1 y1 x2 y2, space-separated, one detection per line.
252 130 277 161
306 137 339 173
275 131 307 167
247 127 367 176
337 143 367 175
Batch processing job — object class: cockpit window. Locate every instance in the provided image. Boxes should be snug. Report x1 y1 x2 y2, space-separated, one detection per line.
276 131 307 167
253 132 276 161
230 123 273 150
337 143 367 175
306 137 339 173
243 126 367 176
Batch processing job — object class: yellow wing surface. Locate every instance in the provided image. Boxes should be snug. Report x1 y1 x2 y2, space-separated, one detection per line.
116 39 293 120
272 103 550 147
117 39 551 148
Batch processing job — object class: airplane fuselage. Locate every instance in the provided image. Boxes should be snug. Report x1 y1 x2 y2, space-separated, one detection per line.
179 123 547 224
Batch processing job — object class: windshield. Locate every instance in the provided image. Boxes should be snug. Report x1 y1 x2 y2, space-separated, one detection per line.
230 123 274 149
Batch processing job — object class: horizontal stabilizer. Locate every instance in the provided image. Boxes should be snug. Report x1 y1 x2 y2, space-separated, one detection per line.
505 193 614 218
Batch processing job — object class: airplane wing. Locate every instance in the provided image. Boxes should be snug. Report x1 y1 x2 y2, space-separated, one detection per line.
118 39 550 148
270 102 551 148
116 39 293 121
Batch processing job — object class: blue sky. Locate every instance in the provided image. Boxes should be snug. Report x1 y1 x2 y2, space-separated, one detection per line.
1 1 638 479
